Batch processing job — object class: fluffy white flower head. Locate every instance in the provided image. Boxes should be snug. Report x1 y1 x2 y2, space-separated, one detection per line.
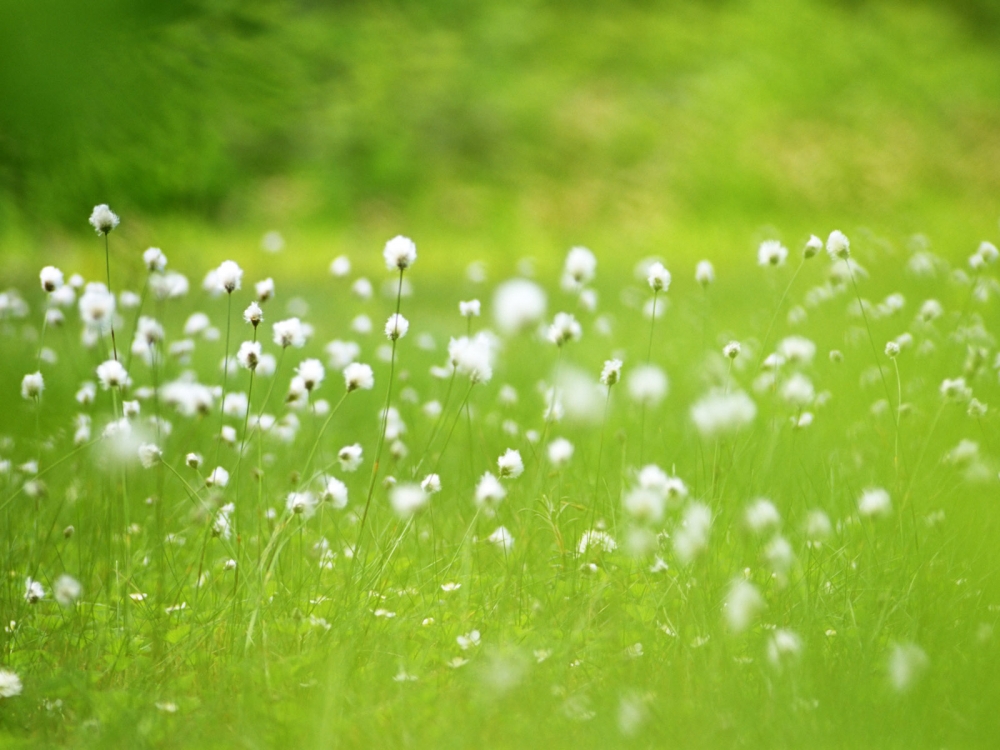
143 248 167 272
547 312 581 347
497 449 524 479
96 360 129 390
826 230 850 260
647 261 671 292
344 362 374 392
383 235 417 272
385 313 409 341
216 260 243 293
600 358 623 386
89 204 120 235
758 240 788 267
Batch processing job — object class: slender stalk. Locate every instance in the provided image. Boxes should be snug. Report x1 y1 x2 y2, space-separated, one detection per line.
105 233 119 362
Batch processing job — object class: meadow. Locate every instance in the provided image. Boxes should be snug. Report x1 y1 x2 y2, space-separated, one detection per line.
1 209 999 748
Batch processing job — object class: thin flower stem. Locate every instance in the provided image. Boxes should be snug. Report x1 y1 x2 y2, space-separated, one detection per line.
847 261 898 429
105 233 119 362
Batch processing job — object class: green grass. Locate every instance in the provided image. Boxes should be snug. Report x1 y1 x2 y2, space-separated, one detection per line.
1 224 999 747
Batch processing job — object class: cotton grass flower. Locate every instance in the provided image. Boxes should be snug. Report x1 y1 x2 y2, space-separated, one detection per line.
96 360 129 390
338 444 363 472
383 235 417 271
858 487 892 518
695 260 714 287
562 246 597 289
287 491 319 519
888 643 929 693
827 230 850 260
273 318 307 348
497 449 524 479
24 577 45 603
54 575 82 606
243 302 263 328
488 526 514 553
745 498 781 535
646 261 671 292
547 312 581 346
390 483 428 518
295 359 325 392
385 313 409 341
758 240 788 267
493 279 547 334
804 234 823 258
237 341 261 371
448 333 494 383
40 266 64 293
0 670 22 699
255 278 274 302
475 472 507 508
89 204 119 235
673 503 712 564
723 580 764 633
767 629 803 669
627 365 668 406
137 443 162 468
215 261 243 293
622 487 665 524
206 466 230 488
343 362 374 392
459 299 481 317
690 390 757 439
21 372 43 401
547 438 574 467
421 473 442 494
600 359 623 386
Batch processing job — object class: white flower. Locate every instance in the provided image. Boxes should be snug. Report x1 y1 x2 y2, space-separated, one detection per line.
206 466 230 488
385 313 409 341
54 574 82 606
78 284 116 331
885 341 900 358
287 491 319 518
143 247 167 272
421 473 442 494
255 278 275 302
0 669 22 698
690 391 757 439
888 643 929 693
488 526 514 553
758 240 788 267
622 487 665 523
138 443 162 468
547 312 581 346
695 260 714 287
492 279 547 335
338 444 363 472
89 204 120 234
344 362 374 392
96 360 129 390
858 487 892 518
803 234 823 259
457 630 481 650
273 318 307 348
723 580 764 633
40 266 64 293
745 498 781 534
243 302 263 327
326 340 361 370
21 372 44 400
321 477 348 509
777 335 816 365
475 472 507 507
459 299 481 317
627 365 668 406
383 235 417 271
296 359 325 391
826 230 850 260
497 449 524 479
216 260 243 293
940 377 971 402
803 509 832 543
448 333 494 383
547 437 574 467
780 373 815 408
767 629 803 668
673 503 712 564
562 246 597 289
600 358 623 386
330 255 351 277
390 483 428 517
723 341 741 359
24 577 45 603
237 341 262 371
185 453 203 469
578 529 617 554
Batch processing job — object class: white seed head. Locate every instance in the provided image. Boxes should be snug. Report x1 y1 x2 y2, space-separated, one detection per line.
89 204 120 235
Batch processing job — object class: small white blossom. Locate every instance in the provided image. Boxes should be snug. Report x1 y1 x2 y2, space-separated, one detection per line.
858 487 892 518
344 362 375 392
547 312 581 346
600 358 623 386
475 472 507 507
273 318 307 348
758 240 788 267
338 444 363 472
385 313 409 341
138 443 162 468
215 260 243 293
96 360 129 390
497 449 524 479
21 372 44 401
421 473 442 494
89 204 120 234
459 299 481 317
695 260 714 287
255 278 275 302
40 266 64 293
383 235 417 271
237 341 261 371
826 230 850 260
54 575 82 606
547 437 574 467
390 483 428 517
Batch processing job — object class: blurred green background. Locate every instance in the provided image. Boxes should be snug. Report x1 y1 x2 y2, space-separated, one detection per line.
1 0 999 269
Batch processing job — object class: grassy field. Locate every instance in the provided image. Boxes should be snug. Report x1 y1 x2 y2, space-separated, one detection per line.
1 217 999 748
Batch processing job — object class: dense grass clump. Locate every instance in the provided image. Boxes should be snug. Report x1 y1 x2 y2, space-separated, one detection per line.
1 213 999 748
